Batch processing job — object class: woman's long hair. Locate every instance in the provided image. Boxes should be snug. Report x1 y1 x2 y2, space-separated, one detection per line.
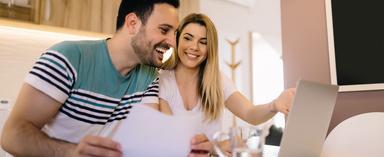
162 13 223 121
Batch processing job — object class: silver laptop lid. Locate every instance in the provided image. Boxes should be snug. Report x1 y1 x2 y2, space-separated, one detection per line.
278 80 339 157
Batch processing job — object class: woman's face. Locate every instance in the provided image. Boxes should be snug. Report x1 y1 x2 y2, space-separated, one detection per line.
177 23 208 69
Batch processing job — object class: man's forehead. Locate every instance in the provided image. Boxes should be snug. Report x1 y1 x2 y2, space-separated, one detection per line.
147 3 179 28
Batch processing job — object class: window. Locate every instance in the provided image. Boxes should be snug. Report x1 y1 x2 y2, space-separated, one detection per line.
251 32 285 128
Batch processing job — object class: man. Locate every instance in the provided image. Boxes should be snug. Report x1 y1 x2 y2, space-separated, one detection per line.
1 0 179 156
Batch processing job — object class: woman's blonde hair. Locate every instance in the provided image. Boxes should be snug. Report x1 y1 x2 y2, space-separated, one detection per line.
162 13 224 121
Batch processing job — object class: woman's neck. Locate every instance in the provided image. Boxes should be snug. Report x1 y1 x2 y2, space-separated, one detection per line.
174 65 200 110
174 65 200 86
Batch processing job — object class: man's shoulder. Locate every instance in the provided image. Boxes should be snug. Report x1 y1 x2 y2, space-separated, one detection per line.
49 39 103 53
47 39 105 62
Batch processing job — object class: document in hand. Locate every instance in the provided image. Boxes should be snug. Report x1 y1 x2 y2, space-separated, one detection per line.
112 105 205 157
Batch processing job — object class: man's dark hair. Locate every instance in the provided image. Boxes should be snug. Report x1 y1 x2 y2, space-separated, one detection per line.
116 0 179 31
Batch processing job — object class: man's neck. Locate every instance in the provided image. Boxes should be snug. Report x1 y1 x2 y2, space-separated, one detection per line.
107 35 140 76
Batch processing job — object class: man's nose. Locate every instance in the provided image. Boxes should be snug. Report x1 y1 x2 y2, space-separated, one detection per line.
165 33 176 49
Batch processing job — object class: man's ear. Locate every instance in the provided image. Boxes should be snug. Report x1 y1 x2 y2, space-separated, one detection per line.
124 13 142 34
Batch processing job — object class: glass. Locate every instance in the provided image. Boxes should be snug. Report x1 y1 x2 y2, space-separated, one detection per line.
213 126 264 157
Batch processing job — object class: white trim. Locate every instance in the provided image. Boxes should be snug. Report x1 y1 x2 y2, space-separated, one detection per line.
339 84 384 92
325 0 337 86
325 0 384 92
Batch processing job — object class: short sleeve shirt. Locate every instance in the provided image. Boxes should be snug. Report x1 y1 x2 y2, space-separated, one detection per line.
25 39 159 142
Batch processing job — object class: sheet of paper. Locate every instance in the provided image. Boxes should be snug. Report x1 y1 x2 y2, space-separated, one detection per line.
112 105 206 157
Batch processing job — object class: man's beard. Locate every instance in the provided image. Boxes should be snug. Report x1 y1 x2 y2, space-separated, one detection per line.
131 30 159 67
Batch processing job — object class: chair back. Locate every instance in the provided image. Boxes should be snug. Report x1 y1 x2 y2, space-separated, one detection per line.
321 112 384 157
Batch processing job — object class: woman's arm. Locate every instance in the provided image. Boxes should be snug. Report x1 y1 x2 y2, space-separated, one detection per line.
225 88 295 125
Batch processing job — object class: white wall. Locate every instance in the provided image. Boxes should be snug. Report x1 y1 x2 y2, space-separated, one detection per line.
0 20 106 155
0 24 105 107
198 0 283 128
200 0 282 98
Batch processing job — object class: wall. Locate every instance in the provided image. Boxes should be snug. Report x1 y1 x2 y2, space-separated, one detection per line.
0 19 107 155
280 0 384 132
179 0 200 19
0 19 106 104
200 0 283 98
198 0 283 129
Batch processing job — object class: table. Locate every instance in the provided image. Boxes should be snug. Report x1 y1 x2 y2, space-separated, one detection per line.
263 145 280 157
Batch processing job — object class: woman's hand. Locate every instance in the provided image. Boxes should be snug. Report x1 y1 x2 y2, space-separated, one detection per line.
272 88 296 116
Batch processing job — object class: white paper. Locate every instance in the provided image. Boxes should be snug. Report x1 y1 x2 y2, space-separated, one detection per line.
112 105 205 157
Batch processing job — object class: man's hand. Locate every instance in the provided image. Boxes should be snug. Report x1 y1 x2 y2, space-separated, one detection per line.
73 135 122 157
188 134 231 157
189 134 211 157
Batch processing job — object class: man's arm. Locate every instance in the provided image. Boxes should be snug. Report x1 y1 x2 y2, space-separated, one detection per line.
1 84 122 157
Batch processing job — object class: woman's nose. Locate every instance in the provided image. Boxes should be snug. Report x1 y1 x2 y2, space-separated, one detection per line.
189 41 199 51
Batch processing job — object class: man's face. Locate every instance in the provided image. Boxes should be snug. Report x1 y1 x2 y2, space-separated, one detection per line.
131 3 179 67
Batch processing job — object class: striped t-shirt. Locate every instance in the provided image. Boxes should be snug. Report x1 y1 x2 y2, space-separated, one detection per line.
25 39 159 143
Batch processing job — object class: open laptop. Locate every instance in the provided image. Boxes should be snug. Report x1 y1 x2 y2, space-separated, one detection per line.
278 80 339 157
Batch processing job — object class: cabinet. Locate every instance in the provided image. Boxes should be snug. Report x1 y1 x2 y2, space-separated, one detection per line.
0 0 39 22
37 0 121 34
0 0 121 34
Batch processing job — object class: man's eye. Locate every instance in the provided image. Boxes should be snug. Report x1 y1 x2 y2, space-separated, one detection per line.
160 28 169 34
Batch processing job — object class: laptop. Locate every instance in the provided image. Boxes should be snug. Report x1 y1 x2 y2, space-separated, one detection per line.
278 80 339 157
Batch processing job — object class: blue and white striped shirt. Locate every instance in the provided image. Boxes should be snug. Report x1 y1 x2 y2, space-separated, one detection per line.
25 39 159 143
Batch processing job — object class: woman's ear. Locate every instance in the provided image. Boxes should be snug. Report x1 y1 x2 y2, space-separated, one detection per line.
123 13 142 34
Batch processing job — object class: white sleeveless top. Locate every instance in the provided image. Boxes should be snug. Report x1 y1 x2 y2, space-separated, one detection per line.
158 70 237 138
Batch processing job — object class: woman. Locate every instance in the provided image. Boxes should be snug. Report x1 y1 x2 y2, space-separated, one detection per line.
150 13 295 155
